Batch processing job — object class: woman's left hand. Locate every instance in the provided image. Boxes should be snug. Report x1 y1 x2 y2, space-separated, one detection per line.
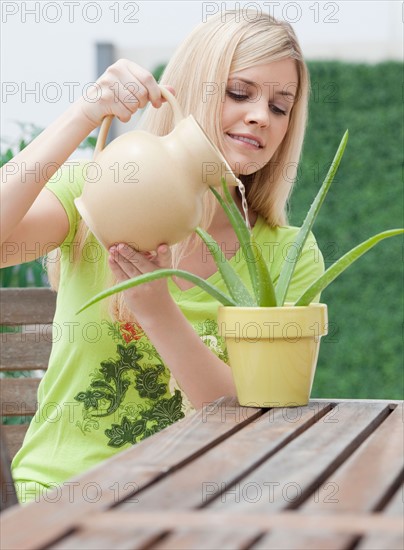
108 243 173 321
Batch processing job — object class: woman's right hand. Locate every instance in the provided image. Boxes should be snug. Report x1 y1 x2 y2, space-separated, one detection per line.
75 59 169 129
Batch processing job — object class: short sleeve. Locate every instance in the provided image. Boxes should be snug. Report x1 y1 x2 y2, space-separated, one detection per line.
284 232 325 303
45 160 89 245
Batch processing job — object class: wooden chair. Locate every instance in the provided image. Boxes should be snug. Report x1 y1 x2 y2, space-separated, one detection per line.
1 288 56 460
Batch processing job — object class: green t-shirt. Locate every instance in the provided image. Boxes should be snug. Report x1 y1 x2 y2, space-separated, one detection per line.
11 162 324 503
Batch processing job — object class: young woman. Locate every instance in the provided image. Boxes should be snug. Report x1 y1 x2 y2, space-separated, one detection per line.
1 11 323 502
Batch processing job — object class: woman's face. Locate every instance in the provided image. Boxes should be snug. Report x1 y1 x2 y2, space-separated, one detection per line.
221 58 298 176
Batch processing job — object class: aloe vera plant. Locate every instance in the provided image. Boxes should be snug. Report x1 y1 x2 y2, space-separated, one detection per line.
78 131 403 313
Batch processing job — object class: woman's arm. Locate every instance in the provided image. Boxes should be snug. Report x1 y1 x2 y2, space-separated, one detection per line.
108 243 237 409
0 103 94 259
141 298 236 409
1 60 168 265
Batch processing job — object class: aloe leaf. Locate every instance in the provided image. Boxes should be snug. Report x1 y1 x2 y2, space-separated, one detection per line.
217 180 277 306
77 269 236 314
210 182 263 304
220 178 261 272
221 181 277 306
195 227 256 307
249 232 277 306
276 130 349 306
294 229 404 306
209 185 248 244
221 178 253 248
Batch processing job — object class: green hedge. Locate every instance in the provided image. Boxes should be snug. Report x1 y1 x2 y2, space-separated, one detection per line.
289 61 403 399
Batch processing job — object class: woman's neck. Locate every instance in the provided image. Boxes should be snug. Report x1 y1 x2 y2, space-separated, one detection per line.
209 187 258 233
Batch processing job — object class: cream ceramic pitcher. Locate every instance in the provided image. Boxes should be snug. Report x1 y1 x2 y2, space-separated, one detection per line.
74 86 239 251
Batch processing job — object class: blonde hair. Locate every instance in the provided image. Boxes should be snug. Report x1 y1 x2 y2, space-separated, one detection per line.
47 10 310 321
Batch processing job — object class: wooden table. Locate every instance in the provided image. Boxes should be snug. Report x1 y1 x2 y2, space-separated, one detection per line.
1 397 403 549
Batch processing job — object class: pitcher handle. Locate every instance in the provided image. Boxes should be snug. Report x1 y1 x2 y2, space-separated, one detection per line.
93 85 183 159
93 115 113 159
158 86 184 125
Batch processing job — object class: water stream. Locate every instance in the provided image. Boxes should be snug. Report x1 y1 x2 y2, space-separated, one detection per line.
236 178 251 232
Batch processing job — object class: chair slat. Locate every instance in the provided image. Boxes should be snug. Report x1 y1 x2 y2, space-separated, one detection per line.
1 378 41 416
0 288 56 325
1 332 52 371
1 425 30 462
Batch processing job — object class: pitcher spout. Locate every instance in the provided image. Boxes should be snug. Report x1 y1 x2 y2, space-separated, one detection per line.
202 159 239 189
192 119 239 189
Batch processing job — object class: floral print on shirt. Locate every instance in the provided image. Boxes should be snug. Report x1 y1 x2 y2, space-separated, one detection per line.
74 318 228 447
74 320 184 447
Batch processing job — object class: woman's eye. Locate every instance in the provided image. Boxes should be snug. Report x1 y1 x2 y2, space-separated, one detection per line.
270 105 288 116
227 90 288 116
226 91 249 101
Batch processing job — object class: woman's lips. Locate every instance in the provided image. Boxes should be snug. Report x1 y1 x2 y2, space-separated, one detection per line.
227 133 263 149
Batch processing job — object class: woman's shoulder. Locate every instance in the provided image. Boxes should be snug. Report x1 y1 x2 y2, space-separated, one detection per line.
45 159 91 249
46 159 90 199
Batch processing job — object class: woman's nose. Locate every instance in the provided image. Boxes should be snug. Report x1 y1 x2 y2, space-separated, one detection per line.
244 99 270 127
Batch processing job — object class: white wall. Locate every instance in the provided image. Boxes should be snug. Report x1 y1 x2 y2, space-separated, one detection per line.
1 0 402 147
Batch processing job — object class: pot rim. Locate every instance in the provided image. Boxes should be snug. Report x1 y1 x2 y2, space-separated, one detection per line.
217 302 328 338
218 302 327 312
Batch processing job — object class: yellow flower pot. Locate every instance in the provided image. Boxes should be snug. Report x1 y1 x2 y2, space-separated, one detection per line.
218 304 328 407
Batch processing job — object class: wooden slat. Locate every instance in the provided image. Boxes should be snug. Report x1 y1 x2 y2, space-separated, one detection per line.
52 510 404 550
126 402 332 511
257 532 343 550
154 528 258 550
0 288 56 325
53 402 332 550
42 509 404 550
0 378 40 416
356 485 404 550
1 332 51 371
151 402 392 550
253 405 404 549
310 405 403 513
74 510 404 534
1 424 30 460
55 527 167 550
209 402 391 512
1 400 401 550
0 398 262 550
